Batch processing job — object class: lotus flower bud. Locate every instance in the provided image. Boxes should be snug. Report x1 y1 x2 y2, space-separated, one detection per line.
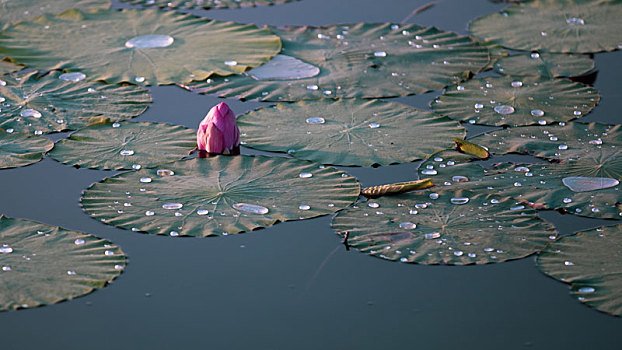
197 102 240 155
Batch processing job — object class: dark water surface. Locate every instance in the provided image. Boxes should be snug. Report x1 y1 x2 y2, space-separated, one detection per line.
1 0 621 349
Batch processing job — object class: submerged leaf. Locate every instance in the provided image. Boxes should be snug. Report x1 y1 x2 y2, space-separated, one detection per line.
0 9 281 85
538 225 622 316
81 156 361 237
361 179 434 198
0 129 53 169
454 138 490 159
120 0 295 9
186 23 490 101
0 215 125 311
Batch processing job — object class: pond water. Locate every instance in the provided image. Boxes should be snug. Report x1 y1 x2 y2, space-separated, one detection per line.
1 0 621 349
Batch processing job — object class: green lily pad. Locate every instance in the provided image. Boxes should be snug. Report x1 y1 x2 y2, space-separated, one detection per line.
432 76 599 126
0 9 281 85
494 52 595 78
470 0 622 53
537 225 622 316
478 41 510 71
121 0 295 9
238 99 465 166
186 23 490 101
49 121 196 170
0 215 125 311
81 156 361 237
0 0 109 29
0 129 53 169
0 59 23 75
331 190 557 265
0 71 151 134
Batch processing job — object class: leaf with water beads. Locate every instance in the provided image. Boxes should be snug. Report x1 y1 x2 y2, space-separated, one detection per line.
0 9 281 85
238 99 465 166
81 156 360 237
332 190 556 265
185 23 490 101
361 179 434 198
0 0 110 29
0 215 125 311
0 129 53 169
537 225 622 316
0 71 151 134
120 0 295 10
49 121 196 170
494 52 595 79
432 76 599 126
470 0 622 53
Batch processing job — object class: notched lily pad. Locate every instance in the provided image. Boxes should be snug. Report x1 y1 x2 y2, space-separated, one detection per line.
432 76 599 126
0 129 53 169
0 71 151 134
121 0 295 9
49 121 196 170
238 99 465 166
332 190 556 265
494 52 595 78
0 215 125 311
538 225 622 316
187 23 490 101
0 9 281 85
470 0 622 53
0 0 110 29
81 156 361 237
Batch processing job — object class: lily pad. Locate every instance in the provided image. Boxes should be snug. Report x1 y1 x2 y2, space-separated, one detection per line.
331 190 556 265
0 9 281 85
494 52 595 78
0 215 125 311
0 71 151 134
0 129 53 169
469 0 622 53
49 121 196 170
238 99 465 166
432 76 599 126
121 0 295 9
537 225 622 316
81 156 361 237
0 0 110 29
186 23 490 101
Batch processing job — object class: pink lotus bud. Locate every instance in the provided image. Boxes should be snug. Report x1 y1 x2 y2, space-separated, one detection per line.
197 102 240 155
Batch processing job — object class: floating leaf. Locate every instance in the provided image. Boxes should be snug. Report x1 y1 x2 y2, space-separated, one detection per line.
0 129 53 169
238 99 464 166
494 52 594 78
478 40 510 71
0 9 281 85
0 71 151 134
49 121 196 170
432 76 599 126
81 156 360 236
120 0 295 9
0 0 110 29
470 0 622 53
0 215 125 311
537 225 622 316
454 138 490 159
332 190 556 265
361 179 434 198
186 23 490 101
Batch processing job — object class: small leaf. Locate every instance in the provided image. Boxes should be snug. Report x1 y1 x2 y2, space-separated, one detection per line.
361 179 434 198
454 138 490 159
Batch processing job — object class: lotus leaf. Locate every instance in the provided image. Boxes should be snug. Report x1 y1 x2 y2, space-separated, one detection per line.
0 129 53 169
494 52 595 78
0 0 109 29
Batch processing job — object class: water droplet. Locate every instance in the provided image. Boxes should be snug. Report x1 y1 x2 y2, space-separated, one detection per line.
6 128 14 133
589 139 603 145
197 209 209 216
429 193 439 199
112 122 121 128
169 231 179 237
0 246 14 254
515 166 530 172
132 164 142 170
20 108 41 119
74 239 85 245
299 204 311 210
531 109 544 117
162 203 183 210
368 202 380 208
450 197 469 205
232 203 269 215
59 72 86 82
299 172 313 178
105 250 114 256
400 257 408 262
156 169 174 176
135 76 145 83
577 287 595 293
125 34 174 49
566 18 585 25
558 144 568 150
538 120 547 125
424 232 441 239
592 208 600 213
457 86 464 91
562 177 619 192
369 122 380 128
139 177 152 183
374 51 387 57
514 182 522 187
530 52 540 59
399 222 416 230
67 270 76 275
451 175 469 183
563 198 572 204
247 54 320 80
474 103 484 109
2 266 11 272
34 130 43 135
306 117 325 124
409 209 418 215
114 264 123 270
415 204 427 209
510 205 525 211
511 81 523 87
573 110 582 116
490 199 500 204
564 261 574 266
421 169 437 175
120 150 134 156
494 105 515 115
454 251 464 257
